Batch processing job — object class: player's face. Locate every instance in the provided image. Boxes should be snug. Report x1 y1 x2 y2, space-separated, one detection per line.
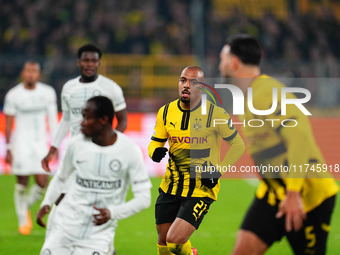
178 68 204 105
21 63 40 87
78 52 101 78
219 45 234 78
80 101 102 138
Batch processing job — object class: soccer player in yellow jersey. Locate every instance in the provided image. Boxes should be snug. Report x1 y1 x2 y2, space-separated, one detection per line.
148 66 245 255
219 34 339 255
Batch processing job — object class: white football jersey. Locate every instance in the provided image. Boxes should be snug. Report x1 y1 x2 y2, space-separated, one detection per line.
61 75 126 136
3 82 58 174
52 132 151 243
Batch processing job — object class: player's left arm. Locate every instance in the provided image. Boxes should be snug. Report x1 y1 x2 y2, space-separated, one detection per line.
275 118 309 232
217 110 245 169
221 132 245 168
110 82 127 132
115 108 127 133
47 88 59 140
270 99 309 231
105 145 152 222
200 110 245 189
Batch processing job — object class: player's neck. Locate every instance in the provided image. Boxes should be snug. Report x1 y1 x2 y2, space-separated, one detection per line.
234 67 261 95
92 129 117 146
180 98 200 111
23 82 36 90
80 74 98 83
180 101 190 110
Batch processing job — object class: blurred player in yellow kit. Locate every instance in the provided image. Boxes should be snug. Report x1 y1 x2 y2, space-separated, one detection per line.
219 34 339 255
148 66 245 255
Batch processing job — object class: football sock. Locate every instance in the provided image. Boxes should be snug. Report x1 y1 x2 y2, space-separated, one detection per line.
14 184 28 226
167 240 192 255
27 184 45 208
157 244 174 255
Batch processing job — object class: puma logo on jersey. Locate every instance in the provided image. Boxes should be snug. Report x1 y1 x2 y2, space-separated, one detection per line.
170 122 177 128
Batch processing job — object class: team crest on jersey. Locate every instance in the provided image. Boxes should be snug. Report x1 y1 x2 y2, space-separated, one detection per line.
193 118 202 131
109 159 122 172
92 90 102 96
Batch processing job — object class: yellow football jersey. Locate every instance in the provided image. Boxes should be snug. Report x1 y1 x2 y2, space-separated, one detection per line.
149 99 244 200
241 74 338 212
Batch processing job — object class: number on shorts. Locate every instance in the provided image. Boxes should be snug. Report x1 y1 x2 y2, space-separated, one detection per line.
192 200 207 221
305 226 316 248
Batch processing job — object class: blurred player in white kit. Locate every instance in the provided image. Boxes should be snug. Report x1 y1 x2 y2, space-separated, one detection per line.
4 61 58 235
39 44 128 254
42 43 127 171
37 96 151 255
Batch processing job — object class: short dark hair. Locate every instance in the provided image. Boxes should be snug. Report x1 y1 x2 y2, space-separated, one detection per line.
77 44 102 59
87 96 114 125
225 34 262 65
23 60 41 70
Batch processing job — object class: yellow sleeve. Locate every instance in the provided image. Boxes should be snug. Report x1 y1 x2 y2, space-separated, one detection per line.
280 123 310 192
148 140 166 159
271 99 310 192
215 107 239 141
251 78 312 192
148 106 168 159
221 132 245 169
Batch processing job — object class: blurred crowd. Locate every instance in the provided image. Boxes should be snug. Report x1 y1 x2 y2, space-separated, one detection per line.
1 0 340 108
0 0 193 57
206 7 340 78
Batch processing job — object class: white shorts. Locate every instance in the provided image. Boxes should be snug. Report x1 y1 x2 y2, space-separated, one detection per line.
11 141 48 175
41 227 115 255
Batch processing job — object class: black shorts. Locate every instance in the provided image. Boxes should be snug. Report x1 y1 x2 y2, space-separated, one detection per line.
241 194 336 255
155 188 213 229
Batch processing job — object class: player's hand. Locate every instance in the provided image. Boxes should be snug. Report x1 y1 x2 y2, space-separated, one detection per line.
5 150 12 165
200 161 222 189
152 147 168 162
36 205 51 228
276 191 306 232
42 147 58 172
93 205 111 225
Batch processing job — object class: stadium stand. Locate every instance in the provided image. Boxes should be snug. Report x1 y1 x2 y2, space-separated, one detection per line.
0 0 340 110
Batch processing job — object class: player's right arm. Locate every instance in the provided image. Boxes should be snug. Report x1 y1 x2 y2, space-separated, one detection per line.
4 115 14 165
37 138 76 227
42 84 71 172
148 106 168 162
3 89 16 165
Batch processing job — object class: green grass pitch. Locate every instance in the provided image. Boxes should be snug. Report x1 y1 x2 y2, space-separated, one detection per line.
0 175 339 254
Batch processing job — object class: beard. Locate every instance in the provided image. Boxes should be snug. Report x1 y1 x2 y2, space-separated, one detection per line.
180 97 190 104
82 74 97 83
26 81 34 87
